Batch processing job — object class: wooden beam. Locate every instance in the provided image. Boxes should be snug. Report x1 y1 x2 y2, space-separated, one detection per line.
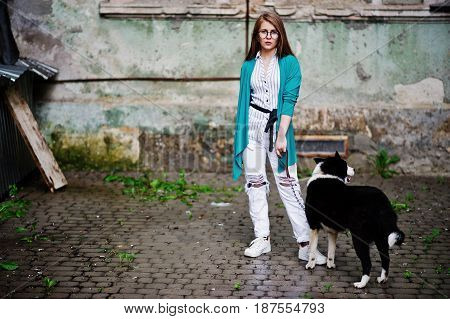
5 86 67 192
295 135 349 158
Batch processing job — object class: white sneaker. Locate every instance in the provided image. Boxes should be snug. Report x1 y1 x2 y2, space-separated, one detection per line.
244 237 271 257
298 245 327 265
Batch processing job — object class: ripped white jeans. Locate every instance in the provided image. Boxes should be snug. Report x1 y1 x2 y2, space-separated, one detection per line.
243 132 310 243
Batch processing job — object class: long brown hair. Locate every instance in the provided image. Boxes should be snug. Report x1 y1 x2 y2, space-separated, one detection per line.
245 11 295 61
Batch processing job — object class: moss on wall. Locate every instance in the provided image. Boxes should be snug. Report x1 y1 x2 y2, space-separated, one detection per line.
49 126 140 171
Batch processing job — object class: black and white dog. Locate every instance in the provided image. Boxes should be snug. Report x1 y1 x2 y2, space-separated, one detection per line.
305 151 404 288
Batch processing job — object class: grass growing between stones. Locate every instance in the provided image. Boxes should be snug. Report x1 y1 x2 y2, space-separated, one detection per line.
117 252 136 264
99 248 137 270
17 223 51 244
423 228 441 252
302 292 313 299
1 184 53 278
104 170 242 206
391 191 415 214
435 265 444 274
403 270 413 281
0 185 32 272
0 185 30 223
391 200 410 214
43 277 58 294
322 283 333 293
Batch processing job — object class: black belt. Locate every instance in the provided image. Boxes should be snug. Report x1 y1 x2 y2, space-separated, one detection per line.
250 102 277 152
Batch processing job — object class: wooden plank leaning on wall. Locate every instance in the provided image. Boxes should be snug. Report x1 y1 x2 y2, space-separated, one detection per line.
5 86 67 192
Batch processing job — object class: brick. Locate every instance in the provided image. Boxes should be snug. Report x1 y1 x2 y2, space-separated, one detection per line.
159 289 192 296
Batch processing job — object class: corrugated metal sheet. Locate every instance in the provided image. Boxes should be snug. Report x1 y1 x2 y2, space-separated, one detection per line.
16 58 58 80
0 58 58 82
0 64 27 81
0 72 37 199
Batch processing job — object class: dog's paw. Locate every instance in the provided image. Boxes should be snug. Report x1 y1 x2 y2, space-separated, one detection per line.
353 281 367 289
353 275 370 289
326 260 336 269
377 276 388 284
305 260 316 270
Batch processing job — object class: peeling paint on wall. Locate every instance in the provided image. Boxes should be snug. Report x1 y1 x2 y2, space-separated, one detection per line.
394 77 445 105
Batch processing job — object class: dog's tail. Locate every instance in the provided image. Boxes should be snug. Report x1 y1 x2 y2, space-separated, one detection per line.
388 230 405 248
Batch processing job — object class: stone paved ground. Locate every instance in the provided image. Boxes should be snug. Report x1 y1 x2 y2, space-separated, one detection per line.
0 170 448 299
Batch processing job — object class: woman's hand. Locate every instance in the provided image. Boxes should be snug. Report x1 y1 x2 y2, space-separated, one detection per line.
275 114 291 158
275 133 287 158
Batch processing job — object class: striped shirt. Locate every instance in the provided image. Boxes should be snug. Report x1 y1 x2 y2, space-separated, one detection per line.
248 49 280 143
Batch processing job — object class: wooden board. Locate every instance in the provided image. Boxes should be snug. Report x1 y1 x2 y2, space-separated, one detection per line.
295 135 349 158
5 86 67 192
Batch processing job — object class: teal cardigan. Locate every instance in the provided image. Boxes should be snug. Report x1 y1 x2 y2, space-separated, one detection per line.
232 54 302 181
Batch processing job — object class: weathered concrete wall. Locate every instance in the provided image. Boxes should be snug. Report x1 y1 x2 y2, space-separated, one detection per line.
9 0 450 175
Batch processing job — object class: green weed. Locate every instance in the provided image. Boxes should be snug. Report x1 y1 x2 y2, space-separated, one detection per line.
117 252 136 263
233 281 241 291
0 261 18 271
435 265 444 274
15 226 27 233
216 185 242 198
391 200 410 214
405 192 415 202
370 149 400 179
423 228 441 251
43 277 58 291
302 292 313 299
104 170 218 206
231 185 243 192
403 270 412 280
0 185 30 223
391 191 415 214
322 283 333 293
17 221 50 244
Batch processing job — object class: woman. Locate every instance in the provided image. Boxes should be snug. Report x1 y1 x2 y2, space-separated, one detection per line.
232 11 326 264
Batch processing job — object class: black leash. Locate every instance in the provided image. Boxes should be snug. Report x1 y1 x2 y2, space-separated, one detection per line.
283 149 305 211
285 148 290 177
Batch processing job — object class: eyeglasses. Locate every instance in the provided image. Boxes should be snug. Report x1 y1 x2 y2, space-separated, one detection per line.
258 30 279 39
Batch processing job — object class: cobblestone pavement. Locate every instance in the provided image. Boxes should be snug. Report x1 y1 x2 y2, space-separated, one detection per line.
0 170 448 299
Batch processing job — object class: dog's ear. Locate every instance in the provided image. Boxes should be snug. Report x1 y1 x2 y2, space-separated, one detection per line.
314 157 324 164
335 151 341 158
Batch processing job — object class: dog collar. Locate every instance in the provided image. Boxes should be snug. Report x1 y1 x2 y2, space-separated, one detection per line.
307 174 345 187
